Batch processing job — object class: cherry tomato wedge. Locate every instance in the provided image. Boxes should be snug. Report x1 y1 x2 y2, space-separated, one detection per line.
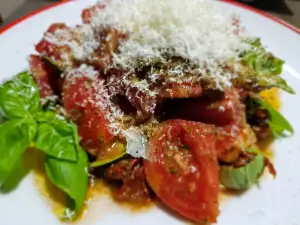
63 75 115 155
144 120 219 223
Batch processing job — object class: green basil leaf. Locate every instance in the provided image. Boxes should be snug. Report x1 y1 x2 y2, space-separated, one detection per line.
0 72 40 119
241 40 294 94
272 77 295 94
0 111 5 125
220 151 265 190
35 111 74 134
0 159 29 193
45 147 88 220
35 111 56 122
257 98 294 137
34 116 77 162
0 119 37 186
50 116 75 136
244 51 284 76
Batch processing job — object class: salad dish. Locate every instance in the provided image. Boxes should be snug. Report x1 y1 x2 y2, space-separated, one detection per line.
0 0 295 224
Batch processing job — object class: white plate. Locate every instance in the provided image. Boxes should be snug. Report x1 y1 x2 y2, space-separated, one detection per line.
0 1 300 225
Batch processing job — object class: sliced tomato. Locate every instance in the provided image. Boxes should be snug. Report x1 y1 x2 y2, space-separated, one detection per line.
35 23 74 69
63 75 115 155
144 120 219 223
214 90 257 162
63 76 92 122
161 89 240 126
77 103 115 155
35 23 71 58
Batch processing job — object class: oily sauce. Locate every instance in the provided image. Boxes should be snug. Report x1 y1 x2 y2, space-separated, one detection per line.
27 148 152 221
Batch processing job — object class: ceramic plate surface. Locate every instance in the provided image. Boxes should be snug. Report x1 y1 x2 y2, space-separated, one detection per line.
0 1 300 225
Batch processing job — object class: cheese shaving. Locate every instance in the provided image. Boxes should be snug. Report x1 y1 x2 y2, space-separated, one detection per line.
122 127 147 158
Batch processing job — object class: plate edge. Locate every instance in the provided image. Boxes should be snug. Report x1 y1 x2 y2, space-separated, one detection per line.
0 0 72 35
0 0 299 35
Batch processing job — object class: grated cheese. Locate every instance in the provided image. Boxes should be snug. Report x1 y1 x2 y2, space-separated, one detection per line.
40 0 263 159
90 0 253 88
44 24 99 61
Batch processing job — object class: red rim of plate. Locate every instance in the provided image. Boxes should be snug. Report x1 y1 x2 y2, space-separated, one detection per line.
0 0 299 35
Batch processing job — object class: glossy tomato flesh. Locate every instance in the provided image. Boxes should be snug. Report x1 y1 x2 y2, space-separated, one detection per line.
144 120 219 223
160 89 241 126
63 76 114 154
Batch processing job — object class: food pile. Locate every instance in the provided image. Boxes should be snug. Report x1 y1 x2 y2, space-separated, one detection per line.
0 0 294 223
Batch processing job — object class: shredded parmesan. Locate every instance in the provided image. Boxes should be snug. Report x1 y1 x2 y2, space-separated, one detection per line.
90 0 252 87
41 0 263 159
45 24 99 61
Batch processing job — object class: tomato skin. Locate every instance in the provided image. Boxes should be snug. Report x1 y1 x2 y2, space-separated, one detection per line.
63 76 91 122
63 76 114 155
144 120 219 223
35 23 73 67
161 89 240 126
214 90 254 162
81 4 105 24
77 103 115 155
29 55 55 100
35 23 70 57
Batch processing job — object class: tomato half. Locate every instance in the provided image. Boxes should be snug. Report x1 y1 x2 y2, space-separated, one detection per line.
144 120 219 223
161 89 240 126
63 75 115 155
35 23 72 63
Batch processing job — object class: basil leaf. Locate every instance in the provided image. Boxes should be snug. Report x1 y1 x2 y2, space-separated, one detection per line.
242 40 294 94
220 151 265 190
50 116 76 136
0 72 40 119
0 111 5 124
35 123 77 162
35 110 56 122
45 147 88 220
244 51 284 76
35 111 74 134
272 77 295 94
257 98 294 137
34 113 78 162
1 159 29 193
0 119 37 186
